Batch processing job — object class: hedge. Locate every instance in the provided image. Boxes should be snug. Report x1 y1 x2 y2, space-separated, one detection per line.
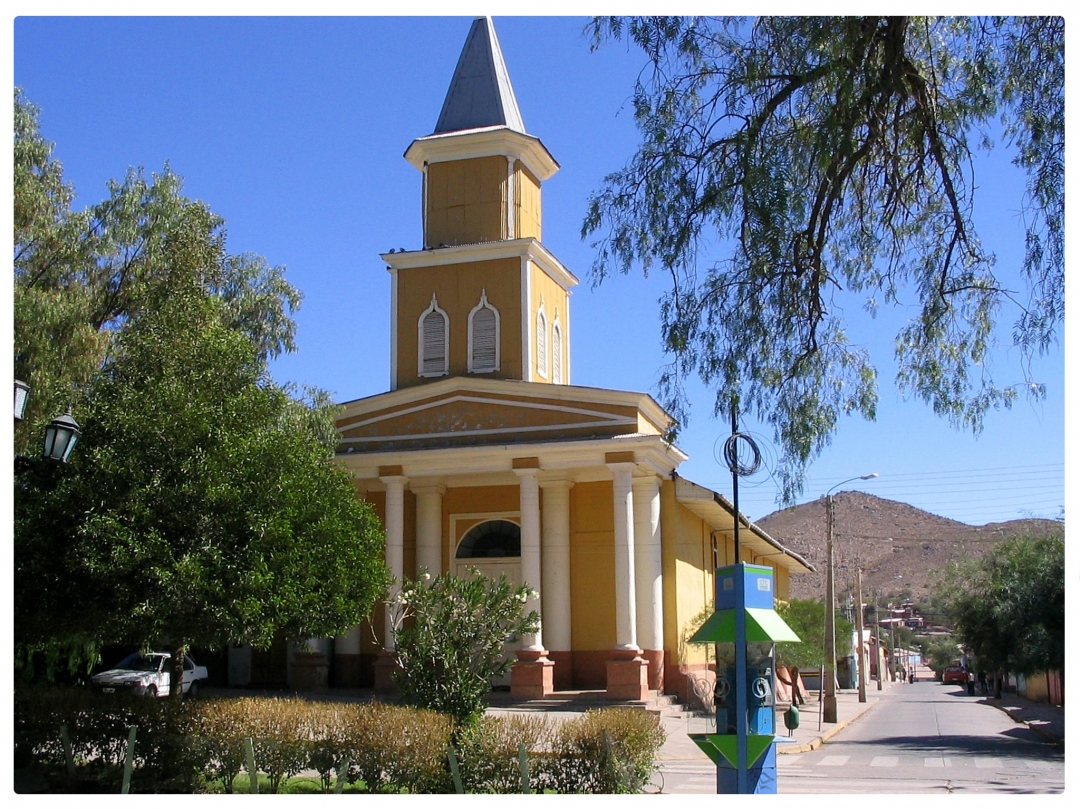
14 688 665 794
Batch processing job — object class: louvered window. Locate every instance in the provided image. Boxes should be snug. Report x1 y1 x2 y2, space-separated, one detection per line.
552 320 563 384
468 290 500 373
536 306 548 378
418 294 449 377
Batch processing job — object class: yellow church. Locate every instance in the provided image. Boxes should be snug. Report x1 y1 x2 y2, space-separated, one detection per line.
330 17 813 705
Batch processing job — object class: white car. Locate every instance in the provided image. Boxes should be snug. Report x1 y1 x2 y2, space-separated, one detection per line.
91 652 208 698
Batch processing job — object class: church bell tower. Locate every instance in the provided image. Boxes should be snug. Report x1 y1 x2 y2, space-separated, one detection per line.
384 16 577 390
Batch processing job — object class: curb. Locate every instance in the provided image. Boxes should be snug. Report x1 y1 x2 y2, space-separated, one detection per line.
777 699 881 754
989 703 1064 747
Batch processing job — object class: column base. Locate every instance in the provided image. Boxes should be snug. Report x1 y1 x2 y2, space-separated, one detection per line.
289 651 329 693
606 647 649 701
641 649 664 692
511 648 555 699
373 650 401 695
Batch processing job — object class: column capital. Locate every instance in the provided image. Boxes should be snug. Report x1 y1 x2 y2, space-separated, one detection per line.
513 466 541 481
631 473 661 490
410 483 446 496
379 473 409 488
539 477 575 491
606 460 637 476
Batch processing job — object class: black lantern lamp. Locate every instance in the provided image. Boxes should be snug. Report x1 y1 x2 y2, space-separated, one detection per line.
14 379 30 422
43 407 81 463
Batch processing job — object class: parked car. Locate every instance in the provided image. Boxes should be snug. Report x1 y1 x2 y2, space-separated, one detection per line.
90 652 208 698
942 665 967 685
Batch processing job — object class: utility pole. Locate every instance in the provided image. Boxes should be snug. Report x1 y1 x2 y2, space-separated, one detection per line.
875 589 883 691
856 565 866 703
823 494 838 723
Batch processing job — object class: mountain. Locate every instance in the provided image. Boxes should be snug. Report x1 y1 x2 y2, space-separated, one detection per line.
755 491 1063 603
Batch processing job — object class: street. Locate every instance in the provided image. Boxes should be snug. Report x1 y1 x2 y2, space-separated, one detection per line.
658 681 1064 794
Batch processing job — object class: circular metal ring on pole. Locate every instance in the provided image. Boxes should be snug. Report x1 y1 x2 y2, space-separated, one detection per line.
723 432 762 477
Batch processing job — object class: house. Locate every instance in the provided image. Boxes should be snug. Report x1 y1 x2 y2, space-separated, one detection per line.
327 16 813 704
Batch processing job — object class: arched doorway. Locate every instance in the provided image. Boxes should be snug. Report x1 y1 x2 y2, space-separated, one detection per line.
454 519 522 688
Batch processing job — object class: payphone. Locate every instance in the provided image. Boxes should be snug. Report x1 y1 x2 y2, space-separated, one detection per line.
688 563 799 794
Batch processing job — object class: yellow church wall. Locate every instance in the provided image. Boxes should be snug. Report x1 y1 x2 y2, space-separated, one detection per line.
569 481 617 653
671 501 716 667
513 163 542 240
426 156 508 247
396 258 523 386
527 262 570 382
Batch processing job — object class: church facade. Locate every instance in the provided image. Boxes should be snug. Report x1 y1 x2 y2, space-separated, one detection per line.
330 17 812 703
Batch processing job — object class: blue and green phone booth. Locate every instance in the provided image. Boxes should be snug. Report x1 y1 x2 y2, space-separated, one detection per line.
688 563 800 794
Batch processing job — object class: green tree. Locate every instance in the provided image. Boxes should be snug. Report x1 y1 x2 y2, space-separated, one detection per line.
936 534 1063 696
584 17 1063 501
15 259 390 697
14 89 301 456
775 599 853 669
390 569 539 726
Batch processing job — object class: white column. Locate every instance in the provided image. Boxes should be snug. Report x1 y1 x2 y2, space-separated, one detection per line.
540 479 573 652
515 467 544 651
633 475 664 653
413 484 445 579
381 475 407 651
608 462 639 650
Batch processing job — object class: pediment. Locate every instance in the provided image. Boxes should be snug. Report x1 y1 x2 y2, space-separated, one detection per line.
337 381 656 453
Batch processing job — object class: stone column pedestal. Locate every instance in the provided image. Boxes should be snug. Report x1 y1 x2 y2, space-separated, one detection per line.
606 647 650 701
511 649 555 699
373 650 401 695
289 651 329 692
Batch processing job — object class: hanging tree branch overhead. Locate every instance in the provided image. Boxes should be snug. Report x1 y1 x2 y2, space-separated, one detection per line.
583 16 1063 502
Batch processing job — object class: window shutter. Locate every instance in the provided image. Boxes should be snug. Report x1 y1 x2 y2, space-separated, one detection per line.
536 309 547 377
552 323 562 384
422 310 446 374
472 307 497 371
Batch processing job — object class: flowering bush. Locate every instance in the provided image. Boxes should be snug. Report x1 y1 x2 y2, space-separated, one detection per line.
390 568 539 726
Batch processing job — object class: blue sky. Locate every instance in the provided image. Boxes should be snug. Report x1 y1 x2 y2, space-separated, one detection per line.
11 13 1066 525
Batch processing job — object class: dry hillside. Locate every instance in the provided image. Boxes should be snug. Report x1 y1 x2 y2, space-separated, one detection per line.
755 491 1063 603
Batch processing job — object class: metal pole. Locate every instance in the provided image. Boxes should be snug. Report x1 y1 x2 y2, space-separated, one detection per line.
823 494 837 723
731 404 740 564
875 591 883 691
856 565 867 703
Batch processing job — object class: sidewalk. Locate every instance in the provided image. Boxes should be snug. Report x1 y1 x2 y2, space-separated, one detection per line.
985 693 1064 746
655 684 886 764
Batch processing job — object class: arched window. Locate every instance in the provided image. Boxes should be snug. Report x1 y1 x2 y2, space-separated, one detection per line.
468 289 500 373
536 303 548 379
456 519 521 559
552 315 563 384
418 293 449 377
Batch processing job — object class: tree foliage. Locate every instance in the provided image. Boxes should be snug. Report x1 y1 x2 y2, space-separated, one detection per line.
584 17 1063 501
14 88 301 456
390 569 540 726
776 598 853 669
15 279 390 686
13 89 388 689
936 534 1064 680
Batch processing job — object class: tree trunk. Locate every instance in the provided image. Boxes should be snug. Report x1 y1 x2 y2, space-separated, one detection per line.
171 642 186 700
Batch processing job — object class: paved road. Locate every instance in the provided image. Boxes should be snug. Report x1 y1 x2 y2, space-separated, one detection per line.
660 681 1064 794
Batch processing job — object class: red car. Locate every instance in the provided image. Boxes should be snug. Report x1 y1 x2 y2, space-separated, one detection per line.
942 665 967 685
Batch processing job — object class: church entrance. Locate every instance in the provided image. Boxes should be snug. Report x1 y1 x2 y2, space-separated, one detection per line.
454 518 522 688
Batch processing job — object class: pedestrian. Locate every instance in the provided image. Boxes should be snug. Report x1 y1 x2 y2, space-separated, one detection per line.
978 670 987 694
967 669 976 696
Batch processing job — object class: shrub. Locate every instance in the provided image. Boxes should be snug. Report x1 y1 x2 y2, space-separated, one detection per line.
456 714 552 793
544 708 666 793
390 569 539 726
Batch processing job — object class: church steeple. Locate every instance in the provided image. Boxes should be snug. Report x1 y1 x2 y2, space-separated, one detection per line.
387 17 576 391
434 16 525 136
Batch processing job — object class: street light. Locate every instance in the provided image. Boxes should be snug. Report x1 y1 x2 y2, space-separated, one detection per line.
43 407 82 463
823 472 878 723
14 379 30 422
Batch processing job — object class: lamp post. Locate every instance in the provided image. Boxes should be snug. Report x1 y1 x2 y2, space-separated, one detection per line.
823 472 878 723
13 381 82 470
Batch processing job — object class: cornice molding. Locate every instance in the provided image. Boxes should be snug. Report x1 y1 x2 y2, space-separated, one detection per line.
382 238 578 292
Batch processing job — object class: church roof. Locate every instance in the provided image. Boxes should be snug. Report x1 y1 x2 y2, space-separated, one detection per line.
434 16 526 135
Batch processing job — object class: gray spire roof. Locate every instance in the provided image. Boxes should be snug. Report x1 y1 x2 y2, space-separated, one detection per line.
434 17 526 135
